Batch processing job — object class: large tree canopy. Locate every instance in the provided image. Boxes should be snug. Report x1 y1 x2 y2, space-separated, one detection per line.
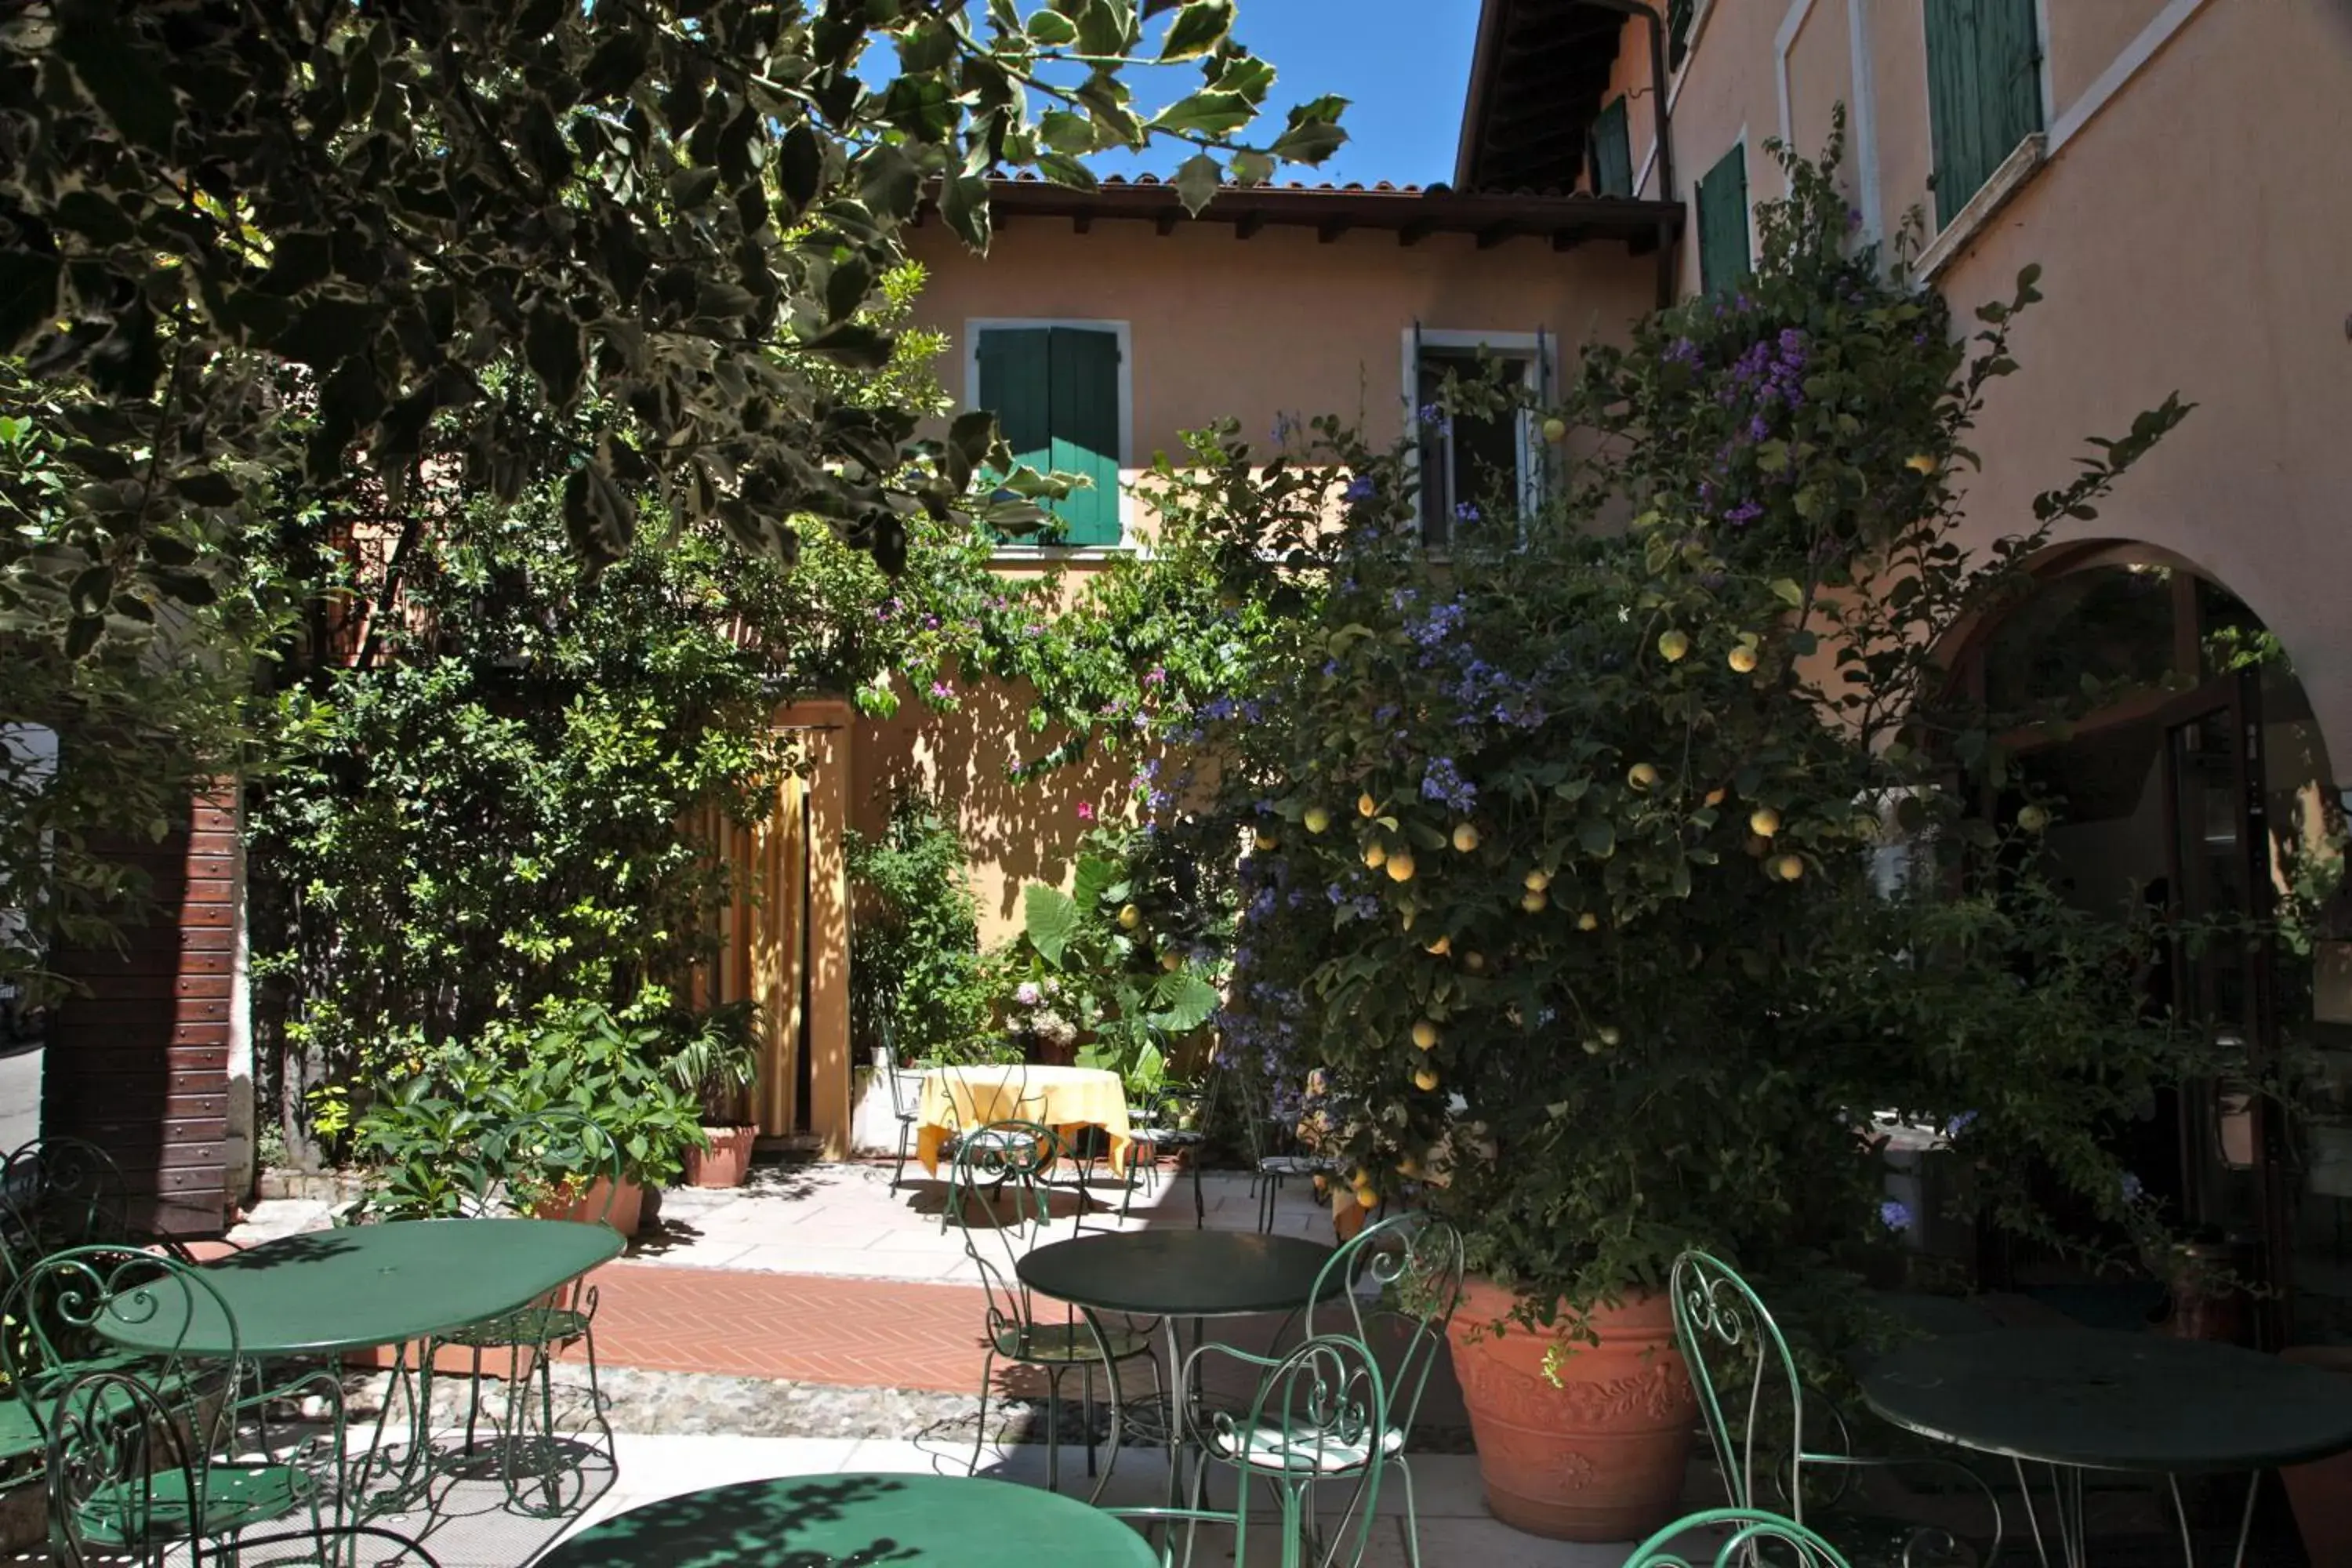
0 0 1344 655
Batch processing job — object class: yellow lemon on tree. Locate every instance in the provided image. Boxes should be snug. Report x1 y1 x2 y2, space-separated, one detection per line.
1357 792 1378 818
1357 1186 1381 1210
1657 629 1691 662
1463 951 1487 973
1905 453 1938 474
1541 416 1567 443
2018 804 2052 833
1522 889 1548 913
1597 1025 1621 1048
1773 854 1806 882
1581 1036 1604 1056
1386 851 1417 883
1363 841 1388 869
1452 822 1481 853
1425 934 1452 957
1628 762 1660 791
1704 787 1727 807
1749 806 1781 837
1411 1019 1441 1051
1523 869 1551 892
1414 1065 1440 1093
1303 805 1332 834
1577 911 1599 931
1727 645 1759 673
1160 951 1181 971
1118 903 1142 929
1254 829 1279 851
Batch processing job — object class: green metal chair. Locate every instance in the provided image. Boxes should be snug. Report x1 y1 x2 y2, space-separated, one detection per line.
1117 1074 1210 1229
428 1107 621 1518
953 1120 1160 1497
1302 1210 1464 1568
2 1246 354 1568
1109 1332 1391 1568
1623 1506 1857 1567
1232 1069 1337 1233
1668 1250 2002 1567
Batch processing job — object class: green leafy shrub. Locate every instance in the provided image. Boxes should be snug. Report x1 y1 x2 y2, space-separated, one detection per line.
1000 824 1222 1097
350 998 707 1219
847 793 998 1068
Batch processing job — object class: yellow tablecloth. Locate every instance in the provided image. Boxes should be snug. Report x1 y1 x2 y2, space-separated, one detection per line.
916 1065 1133 1178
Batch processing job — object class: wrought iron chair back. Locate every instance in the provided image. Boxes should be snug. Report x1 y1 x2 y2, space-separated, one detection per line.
1669 1250 1806 1517
0 1245 234 1448
949 1119 1064 1345
1306 1210 1464 1443
1139 1331 1390 1568
1622 1507 1855 1568
2 1138 133 1254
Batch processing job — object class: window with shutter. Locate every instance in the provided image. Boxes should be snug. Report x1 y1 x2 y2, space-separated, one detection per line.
974 324 1124 546
1668 0 1694 68
1924 0 2043 229
1696 143 1750 297
1414 343 1535 549
1590 97 1633 198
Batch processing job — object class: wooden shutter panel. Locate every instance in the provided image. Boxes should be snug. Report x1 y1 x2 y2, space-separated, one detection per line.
976 328 1052 477
1047 327 1121 546
1668 0 1693 67
1926 0 2042 228
1591 97 1633 198
1697 143 1750 296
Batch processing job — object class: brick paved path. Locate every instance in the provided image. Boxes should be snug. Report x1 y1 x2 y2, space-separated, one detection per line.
575 1262 998 1392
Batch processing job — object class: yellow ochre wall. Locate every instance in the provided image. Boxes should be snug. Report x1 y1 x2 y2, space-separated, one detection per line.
844 215 1661 947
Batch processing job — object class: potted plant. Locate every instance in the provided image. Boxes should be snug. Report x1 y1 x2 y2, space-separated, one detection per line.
662 1000 763 1188
1172 126 2205 1542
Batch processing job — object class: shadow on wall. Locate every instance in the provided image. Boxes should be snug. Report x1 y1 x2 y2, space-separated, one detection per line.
854 669 1154 942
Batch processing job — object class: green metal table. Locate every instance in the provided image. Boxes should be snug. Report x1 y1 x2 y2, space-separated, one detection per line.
1018 1229 1334 1503
1863 1327 2352 1568
98 1218 622 1517
100 1218 623 1356
532 1472 1159 1568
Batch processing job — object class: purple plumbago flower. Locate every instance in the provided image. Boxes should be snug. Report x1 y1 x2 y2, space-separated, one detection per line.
1349 895 1382 920
929 680 954 700
1454 501 1481 525
1342 474 1376 504
1879 1200 1915 1232
1327 883 1347 905
1144 666 1167 685
1945 1110 1978 1137
2121 1173 2146 1204
1422 757 1477 813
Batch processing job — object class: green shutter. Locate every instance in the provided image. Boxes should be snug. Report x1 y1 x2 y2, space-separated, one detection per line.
976 327 1052 479
1696 143 1750 297
1926 0 2043 228
975 325 1123 547
1591 97 1632 198
1047 327 1121 546
1668 0 1693 67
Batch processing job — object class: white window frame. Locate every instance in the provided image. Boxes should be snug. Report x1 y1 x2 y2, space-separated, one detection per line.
960 316 1136 558
1399 328 1555 549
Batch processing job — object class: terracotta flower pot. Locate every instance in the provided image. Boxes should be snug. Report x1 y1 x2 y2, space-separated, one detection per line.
684 1125 757 1188
1445 1277 1697 1541
535 1174 642 1237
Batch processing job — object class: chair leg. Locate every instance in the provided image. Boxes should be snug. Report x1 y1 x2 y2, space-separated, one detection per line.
892 1121 911 1191
1189 1151 1204 1229
1044 1364 1064 1494
1397 1455 1424 1568
970 1346 997 1479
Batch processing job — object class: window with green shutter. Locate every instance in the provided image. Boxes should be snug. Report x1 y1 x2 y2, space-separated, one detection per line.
1590 97 1633 198
1668 0 1694 69
1695 143 1750 297
974 324 1123 546
1924 0 2043 229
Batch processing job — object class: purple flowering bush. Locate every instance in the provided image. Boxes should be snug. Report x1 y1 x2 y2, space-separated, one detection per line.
1178 124 2211 1323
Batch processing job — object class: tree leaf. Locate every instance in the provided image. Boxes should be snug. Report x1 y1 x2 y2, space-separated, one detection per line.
1270 95 1349 165
1149 89 1253 139
1172 151 1221 217
0 253 63 355
1025 9 1079 46
1022 884 1081 966
1157 1 1235 61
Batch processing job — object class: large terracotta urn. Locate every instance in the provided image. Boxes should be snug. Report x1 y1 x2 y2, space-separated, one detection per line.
1445 1277 1697 1541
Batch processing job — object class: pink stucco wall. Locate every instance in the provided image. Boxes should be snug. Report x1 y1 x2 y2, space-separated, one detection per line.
1590 0 2352 774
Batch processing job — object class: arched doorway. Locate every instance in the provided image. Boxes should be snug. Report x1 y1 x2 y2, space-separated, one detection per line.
1952 543 2349 1347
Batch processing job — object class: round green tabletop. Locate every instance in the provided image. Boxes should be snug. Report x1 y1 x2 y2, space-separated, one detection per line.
1862 1327 2352 1474
99 1218 623 1357
1017 1229 1333 1318
535 1472 1158 1568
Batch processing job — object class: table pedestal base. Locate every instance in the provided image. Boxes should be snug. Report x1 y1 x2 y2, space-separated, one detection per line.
2011 1461 2259 1568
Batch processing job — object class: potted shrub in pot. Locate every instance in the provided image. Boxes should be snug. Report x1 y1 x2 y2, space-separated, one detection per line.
662 1000 763 1188
1174 129 2206 1543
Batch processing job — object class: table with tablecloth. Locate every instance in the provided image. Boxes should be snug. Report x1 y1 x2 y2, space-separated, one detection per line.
915 1063 1134 1177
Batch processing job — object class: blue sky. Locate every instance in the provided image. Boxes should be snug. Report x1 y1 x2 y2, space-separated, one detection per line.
1086 0 1485 187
